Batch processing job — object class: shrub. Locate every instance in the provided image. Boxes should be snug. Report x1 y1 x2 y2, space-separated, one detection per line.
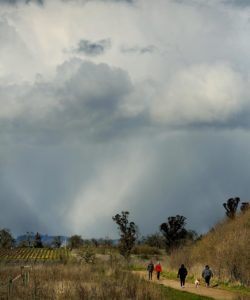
132 245 161 256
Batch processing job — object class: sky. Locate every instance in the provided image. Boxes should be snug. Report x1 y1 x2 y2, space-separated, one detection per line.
1 0 250 238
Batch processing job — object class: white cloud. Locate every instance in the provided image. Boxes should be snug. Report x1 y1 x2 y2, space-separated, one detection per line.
151 63 249 125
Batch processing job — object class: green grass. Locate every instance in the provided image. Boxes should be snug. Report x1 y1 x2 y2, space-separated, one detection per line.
161 271 250 297
130 265 250 299
209 279 250 297
128 266 213 299
159 285 213 300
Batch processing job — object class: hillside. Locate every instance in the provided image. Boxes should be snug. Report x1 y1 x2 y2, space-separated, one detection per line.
169 209 250 286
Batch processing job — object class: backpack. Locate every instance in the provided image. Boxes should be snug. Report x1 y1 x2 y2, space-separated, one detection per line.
147 263 154 272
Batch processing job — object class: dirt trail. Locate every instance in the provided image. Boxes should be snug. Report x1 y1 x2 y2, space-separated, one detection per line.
135 271 238 300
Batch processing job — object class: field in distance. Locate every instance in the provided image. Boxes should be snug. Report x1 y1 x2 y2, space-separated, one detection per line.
0 248 70 261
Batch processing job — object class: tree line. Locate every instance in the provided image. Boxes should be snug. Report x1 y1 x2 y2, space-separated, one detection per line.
112 197 249 259
1 197 249 255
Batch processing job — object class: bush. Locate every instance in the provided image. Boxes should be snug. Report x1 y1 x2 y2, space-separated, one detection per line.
131 245 161 256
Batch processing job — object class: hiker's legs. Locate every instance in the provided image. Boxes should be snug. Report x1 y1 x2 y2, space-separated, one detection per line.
157 272 160 280
148 271 152 280
205 276 210 287
180 277 185 287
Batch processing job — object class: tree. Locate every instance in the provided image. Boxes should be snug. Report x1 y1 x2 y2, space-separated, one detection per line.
0 228 15 249
18 240 29 248
142 233 165 249
52 236 62 248
33 232 43 248
26 231 34 248
240 202 249 213
223 197 240 219
91 238 99 247
68 235 83 249
160 215 188 252
112 211 138 259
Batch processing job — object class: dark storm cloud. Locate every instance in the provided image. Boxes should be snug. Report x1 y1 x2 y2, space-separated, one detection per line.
0 173 48 234
0 59 138 144
223 0 250 7
121 45 157 54
74 39 111 56
126 130 250 235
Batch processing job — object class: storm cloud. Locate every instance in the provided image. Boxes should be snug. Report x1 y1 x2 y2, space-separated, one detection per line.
74 39 111 56
1 0 250 238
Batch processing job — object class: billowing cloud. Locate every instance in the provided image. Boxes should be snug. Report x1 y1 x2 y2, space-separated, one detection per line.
151 63 249 126
0 58 134 143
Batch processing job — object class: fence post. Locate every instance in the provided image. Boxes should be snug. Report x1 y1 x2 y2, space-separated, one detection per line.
21 266 25 286
7 277 13 299
26 270 30 286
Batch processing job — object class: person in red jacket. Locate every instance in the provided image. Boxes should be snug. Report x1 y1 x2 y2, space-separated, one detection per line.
155 262 162 280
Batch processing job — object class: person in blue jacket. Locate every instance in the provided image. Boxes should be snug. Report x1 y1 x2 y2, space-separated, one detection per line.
202 265 213 287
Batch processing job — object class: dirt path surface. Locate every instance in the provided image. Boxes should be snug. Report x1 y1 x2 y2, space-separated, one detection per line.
135 271 238 300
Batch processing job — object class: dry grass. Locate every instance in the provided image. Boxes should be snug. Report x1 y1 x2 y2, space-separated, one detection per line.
0 259 170 299
168 209 250 286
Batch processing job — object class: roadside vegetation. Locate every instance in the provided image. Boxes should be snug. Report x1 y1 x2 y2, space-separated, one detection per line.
0 258 213 300
168 208 250 287
0 197 249 299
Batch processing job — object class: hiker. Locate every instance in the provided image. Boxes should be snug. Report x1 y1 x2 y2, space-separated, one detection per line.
147 261 154 280
202 265 213 287
177 264 188 288
155 261 162 280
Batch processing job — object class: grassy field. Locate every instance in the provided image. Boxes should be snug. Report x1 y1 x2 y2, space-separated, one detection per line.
0 252 213 300
0 246 249 299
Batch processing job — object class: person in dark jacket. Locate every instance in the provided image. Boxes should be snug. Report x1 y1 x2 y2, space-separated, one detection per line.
202 265 213 287
147 261 154 280
177 264 188 287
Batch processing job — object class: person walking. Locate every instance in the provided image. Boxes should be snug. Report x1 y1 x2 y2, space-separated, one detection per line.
177 264 188 288
202 265 213 287
155 261 162 280
147 261 154 280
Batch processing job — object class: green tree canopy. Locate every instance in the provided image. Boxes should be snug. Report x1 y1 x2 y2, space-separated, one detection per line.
68 235 83 249
112 211 138 259
223 197 240 219
160 215 188 252
33 232 43 248
0 228 15 249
